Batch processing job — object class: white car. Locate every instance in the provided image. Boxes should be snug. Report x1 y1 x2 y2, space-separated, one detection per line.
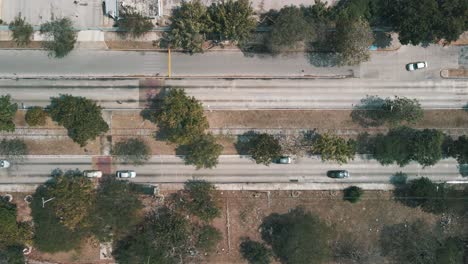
0 160 10 168
406 61 427 71
116 170 136 178
83 170 103 178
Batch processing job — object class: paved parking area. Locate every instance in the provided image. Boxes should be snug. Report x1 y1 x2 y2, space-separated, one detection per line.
1 0 104 28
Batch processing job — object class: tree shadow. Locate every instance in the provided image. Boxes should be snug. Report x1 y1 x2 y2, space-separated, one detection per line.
373 31 392 48
458 164 468 177
350 95 385 127
355 132 376 157
462 103 468 112
234 131 258 155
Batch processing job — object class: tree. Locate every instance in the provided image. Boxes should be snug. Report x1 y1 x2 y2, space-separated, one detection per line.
184 133 223 169
113 207 192 264
180 180 220 222
0 95 17 132
312 133 356 164
9 15 33 46
435 237 465 264
381 96 423 125
91 178 143 241
380 0 468 45
0 139 28 161
117 6 153 38
395 177 449 214
155 89 208 144
196 225 222 253
48 95 109 146
40 18 77 58
45 170 96 230
25 106 47 126
0 199 30 248
268 6 312 53
343 186 363 203
165 0 210 53
380 220 440 264
261 208 332 264
0 245 25 264
334 17 373 66
247 133 282 165
240 239 272 264
451 135 468 164
112 138 151 166
207 0 256 43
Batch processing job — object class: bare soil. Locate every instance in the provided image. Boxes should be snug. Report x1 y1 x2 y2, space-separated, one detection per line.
447 68 468 78
0 41 44 49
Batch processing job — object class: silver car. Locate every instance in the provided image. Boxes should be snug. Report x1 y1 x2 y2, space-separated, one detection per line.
0 160 10 169
406 61 427 71
116 170 136 178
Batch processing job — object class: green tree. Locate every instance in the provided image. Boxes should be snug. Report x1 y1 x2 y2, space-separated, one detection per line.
380 220 440 264
395 177 449 214
155 89 208 144
207 0 256 43
184 133 223 169
25 106 47 126
312 133 356 164
165 0 210 53
0 199 30 248
381 96 424 125
91 178 143 241
435 237 465 264
268 6 312 53
46 171 96 230
343 186 363 203
240 239 272 264
380 0 468 45
0 139 28 161
247 133 282 165
117 6 153 38
113 207 192 264
40 18 77 58
48 95 109 146
112 138 151 165
0 245 25 264
9 15 33 46
180 180 220 222
196 225 222 253
451 135 468 164
0 95 17 132
261 208 332 264
334 17 373 66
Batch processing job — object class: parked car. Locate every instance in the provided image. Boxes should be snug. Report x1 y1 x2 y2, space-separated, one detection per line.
83 170 102 178
116 170 136 178
0 160 10 169
327 170 349 179
406 61 427 71
274 156 292 164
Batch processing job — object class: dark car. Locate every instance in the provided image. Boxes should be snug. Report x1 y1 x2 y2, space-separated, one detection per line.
273 156 292 164
327 170 349 178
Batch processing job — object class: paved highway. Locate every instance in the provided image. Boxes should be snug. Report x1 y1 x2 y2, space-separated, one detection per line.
0 44 462 80
0 156 464 186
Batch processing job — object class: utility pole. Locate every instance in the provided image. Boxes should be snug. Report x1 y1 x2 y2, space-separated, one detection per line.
168 48 171 78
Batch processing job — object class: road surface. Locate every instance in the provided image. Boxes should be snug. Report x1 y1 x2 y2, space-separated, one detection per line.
2 78 468 110
0 156 465 187
0 44 462 80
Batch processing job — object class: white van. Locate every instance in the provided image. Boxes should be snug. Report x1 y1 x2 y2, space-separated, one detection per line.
83 170 103 178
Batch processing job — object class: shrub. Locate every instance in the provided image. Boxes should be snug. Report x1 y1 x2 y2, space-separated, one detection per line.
9 16 33 46
112 138 151 165
343 186 363 203
25 106 47 126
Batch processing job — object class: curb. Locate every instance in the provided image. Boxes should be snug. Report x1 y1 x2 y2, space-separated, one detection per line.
0 75 354 80
440 69 468 79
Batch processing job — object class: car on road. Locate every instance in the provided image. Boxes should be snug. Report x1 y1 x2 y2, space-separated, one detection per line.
0 160 10 169
327 170 349 179
406 61 427 71
83 170 102 178
116 170 136 178
273 156 292 164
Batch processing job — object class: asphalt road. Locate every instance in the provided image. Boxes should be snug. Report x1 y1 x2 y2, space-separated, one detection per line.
0 44 461 80
0 156 464 186
2 78 467 110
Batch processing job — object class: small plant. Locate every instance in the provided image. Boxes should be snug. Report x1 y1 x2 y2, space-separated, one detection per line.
9 15 33 46
25 106 47 126
343 186 363 203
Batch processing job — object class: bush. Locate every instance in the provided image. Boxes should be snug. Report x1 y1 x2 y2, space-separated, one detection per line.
343 186 363 203
117 6 153 38
245 133 282 165
0 139 28 161
112 138 151 165
25 106 47 126
40 18 77 58
9 16 33 46
240 239 272 264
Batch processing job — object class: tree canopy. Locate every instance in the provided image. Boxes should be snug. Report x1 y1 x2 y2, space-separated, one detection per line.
395 177 449 214
196 225 222 253
312 133 356 164
261 208 332 264
450 135 468 164
9 15 33 46
343 186 364 203
0 139 28 161
246 133 282 165
178 180 220 222
155 89 208 144
240 239 272 264
334 17 374 66
117 6 153 38
380 96 424 125
40 18 77 58
25 106 47 126
48 95 109 146
184 133 223 169
112 138 151 165
0 95 18 132
0 199 30 248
